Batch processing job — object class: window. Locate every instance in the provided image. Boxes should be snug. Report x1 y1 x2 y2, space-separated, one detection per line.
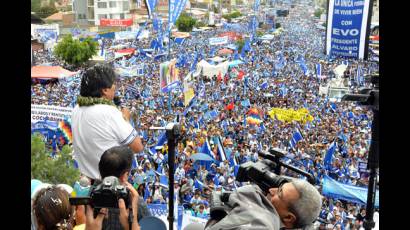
123 2 129 11
98 14 107 19
120 13 125 19
97 2 107 8
88 0 94 6
109 1 117 8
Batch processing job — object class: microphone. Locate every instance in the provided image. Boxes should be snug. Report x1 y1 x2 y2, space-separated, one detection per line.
113 96 122 107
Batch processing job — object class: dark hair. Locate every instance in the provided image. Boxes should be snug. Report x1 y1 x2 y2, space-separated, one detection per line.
80 64 116 98
33 186 74 230
99 146 133 178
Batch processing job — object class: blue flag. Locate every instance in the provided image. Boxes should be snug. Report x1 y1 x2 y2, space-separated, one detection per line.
289 128 303 149
149 132 167 155
316 63 322 76
146 0 158 19
324 142 336 170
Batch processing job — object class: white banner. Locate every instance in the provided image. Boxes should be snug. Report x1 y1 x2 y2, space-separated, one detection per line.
31 104 73 123
181 214 207 230
209 36 229 45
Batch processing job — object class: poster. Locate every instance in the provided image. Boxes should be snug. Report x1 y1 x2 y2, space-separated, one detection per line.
160 59 180 93
326 0 371 59
183 72 195 106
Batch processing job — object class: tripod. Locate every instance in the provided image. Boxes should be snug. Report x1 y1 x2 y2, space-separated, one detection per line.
150 123 182 230
342 76 379 230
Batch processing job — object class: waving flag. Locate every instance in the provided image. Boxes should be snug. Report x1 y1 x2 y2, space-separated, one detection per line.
324 141 337 170
246 107 263 125
316 63 322 77
149 132 167 155
146 0 158 19
58 120 72 144
168 0 189 28
289 128 303 149
200 138 216 160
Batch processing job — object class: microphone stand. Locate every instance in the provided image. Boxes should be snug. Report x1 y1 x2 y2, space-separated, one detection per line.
150 123 181 230
342 78 379 230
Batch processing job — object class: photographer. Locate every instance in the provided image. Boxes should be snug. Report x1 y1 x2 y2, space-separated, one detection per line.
72 64 144 181
98 146 151 230
206 179 322 230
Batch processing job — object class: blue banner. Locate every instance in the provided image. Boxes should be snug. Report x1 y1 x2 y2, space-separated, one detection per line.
322 175 379 207
146 0 158 18
169 0 188 27
147 204 184 230
326 0 371 59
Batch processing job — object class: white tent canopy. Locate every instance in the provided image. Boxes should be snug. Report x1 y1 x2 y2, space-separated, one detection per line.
196 60 229 77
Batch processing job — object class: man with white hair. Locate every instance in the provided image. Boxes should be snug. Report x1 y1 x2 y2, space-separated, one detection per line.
206 178 322 230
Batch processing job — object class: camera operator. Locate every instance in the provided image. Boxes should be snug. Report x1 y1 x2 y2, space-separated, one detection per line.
72 64 144 182
206 179 322 230
98 145 151 230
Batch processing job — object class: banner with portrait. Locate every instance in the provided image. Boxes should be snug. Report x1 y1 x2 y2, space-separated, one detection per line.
160 59 180 93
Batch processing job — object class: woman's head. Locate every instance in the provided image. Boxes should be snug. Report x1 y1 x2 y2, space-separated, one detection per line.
33 186 74 230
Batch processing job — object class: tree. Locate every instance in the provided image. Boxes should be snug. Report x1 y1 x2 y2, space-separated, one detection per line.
275 23 281 29
37 5 59 18
256 31 264 37
176 13 197 32
54 35 98 67
314 8 325 18
31 0 42 12
195 21 207 28
236 39 245 53
31 133 80 186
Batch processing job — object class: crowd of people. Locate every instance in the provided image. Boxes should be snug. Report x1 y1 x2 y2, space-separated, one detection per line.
31 2 379 230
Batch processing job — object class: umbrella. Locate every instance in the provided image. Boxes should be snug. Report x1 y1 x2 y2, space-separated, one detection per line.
190 153 214 162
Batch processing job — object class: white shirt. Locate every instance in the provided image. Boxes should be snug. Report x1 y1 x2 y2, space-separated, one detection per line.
72 104 137 179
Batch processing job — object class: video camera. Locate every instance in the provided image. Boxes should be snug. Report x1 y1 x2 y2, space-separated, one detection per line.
69 176 130 209
208 148 316 224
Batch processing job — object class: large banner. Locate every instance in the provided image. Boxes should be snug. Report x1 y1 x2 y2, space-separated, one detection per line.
209 36 229 45
323 175 379 207
146 0 158 18
160 59 181 93
147 204 184 230
99 18 133 27
183 72 195 106
326 0 371 59
31 104 73 123
268 108 314 124
169 0 188 27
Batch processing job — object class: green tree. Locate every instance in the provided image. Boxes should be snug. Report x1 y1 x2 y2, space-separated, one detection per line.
314 8 324 18
176 13 197 32
236 39 245 53
37 5 59 18
54 35 98 67
256 31 264 37
195 21 207 28
275 22 281 28
31 134 80 186
31 0 42 12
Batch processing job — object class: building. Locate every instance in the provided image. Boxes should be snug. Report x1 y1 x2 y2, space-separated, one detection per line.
73 0 132 26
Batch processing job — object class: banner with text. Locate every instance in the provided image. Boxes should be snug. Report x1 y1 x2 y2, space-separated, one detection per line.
169 0 188 27
100 18 133 27
268 108 314 124
147 204 184 230
31 104 73 123
326 0 371 59
160 59 181 93
209 36 229 45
